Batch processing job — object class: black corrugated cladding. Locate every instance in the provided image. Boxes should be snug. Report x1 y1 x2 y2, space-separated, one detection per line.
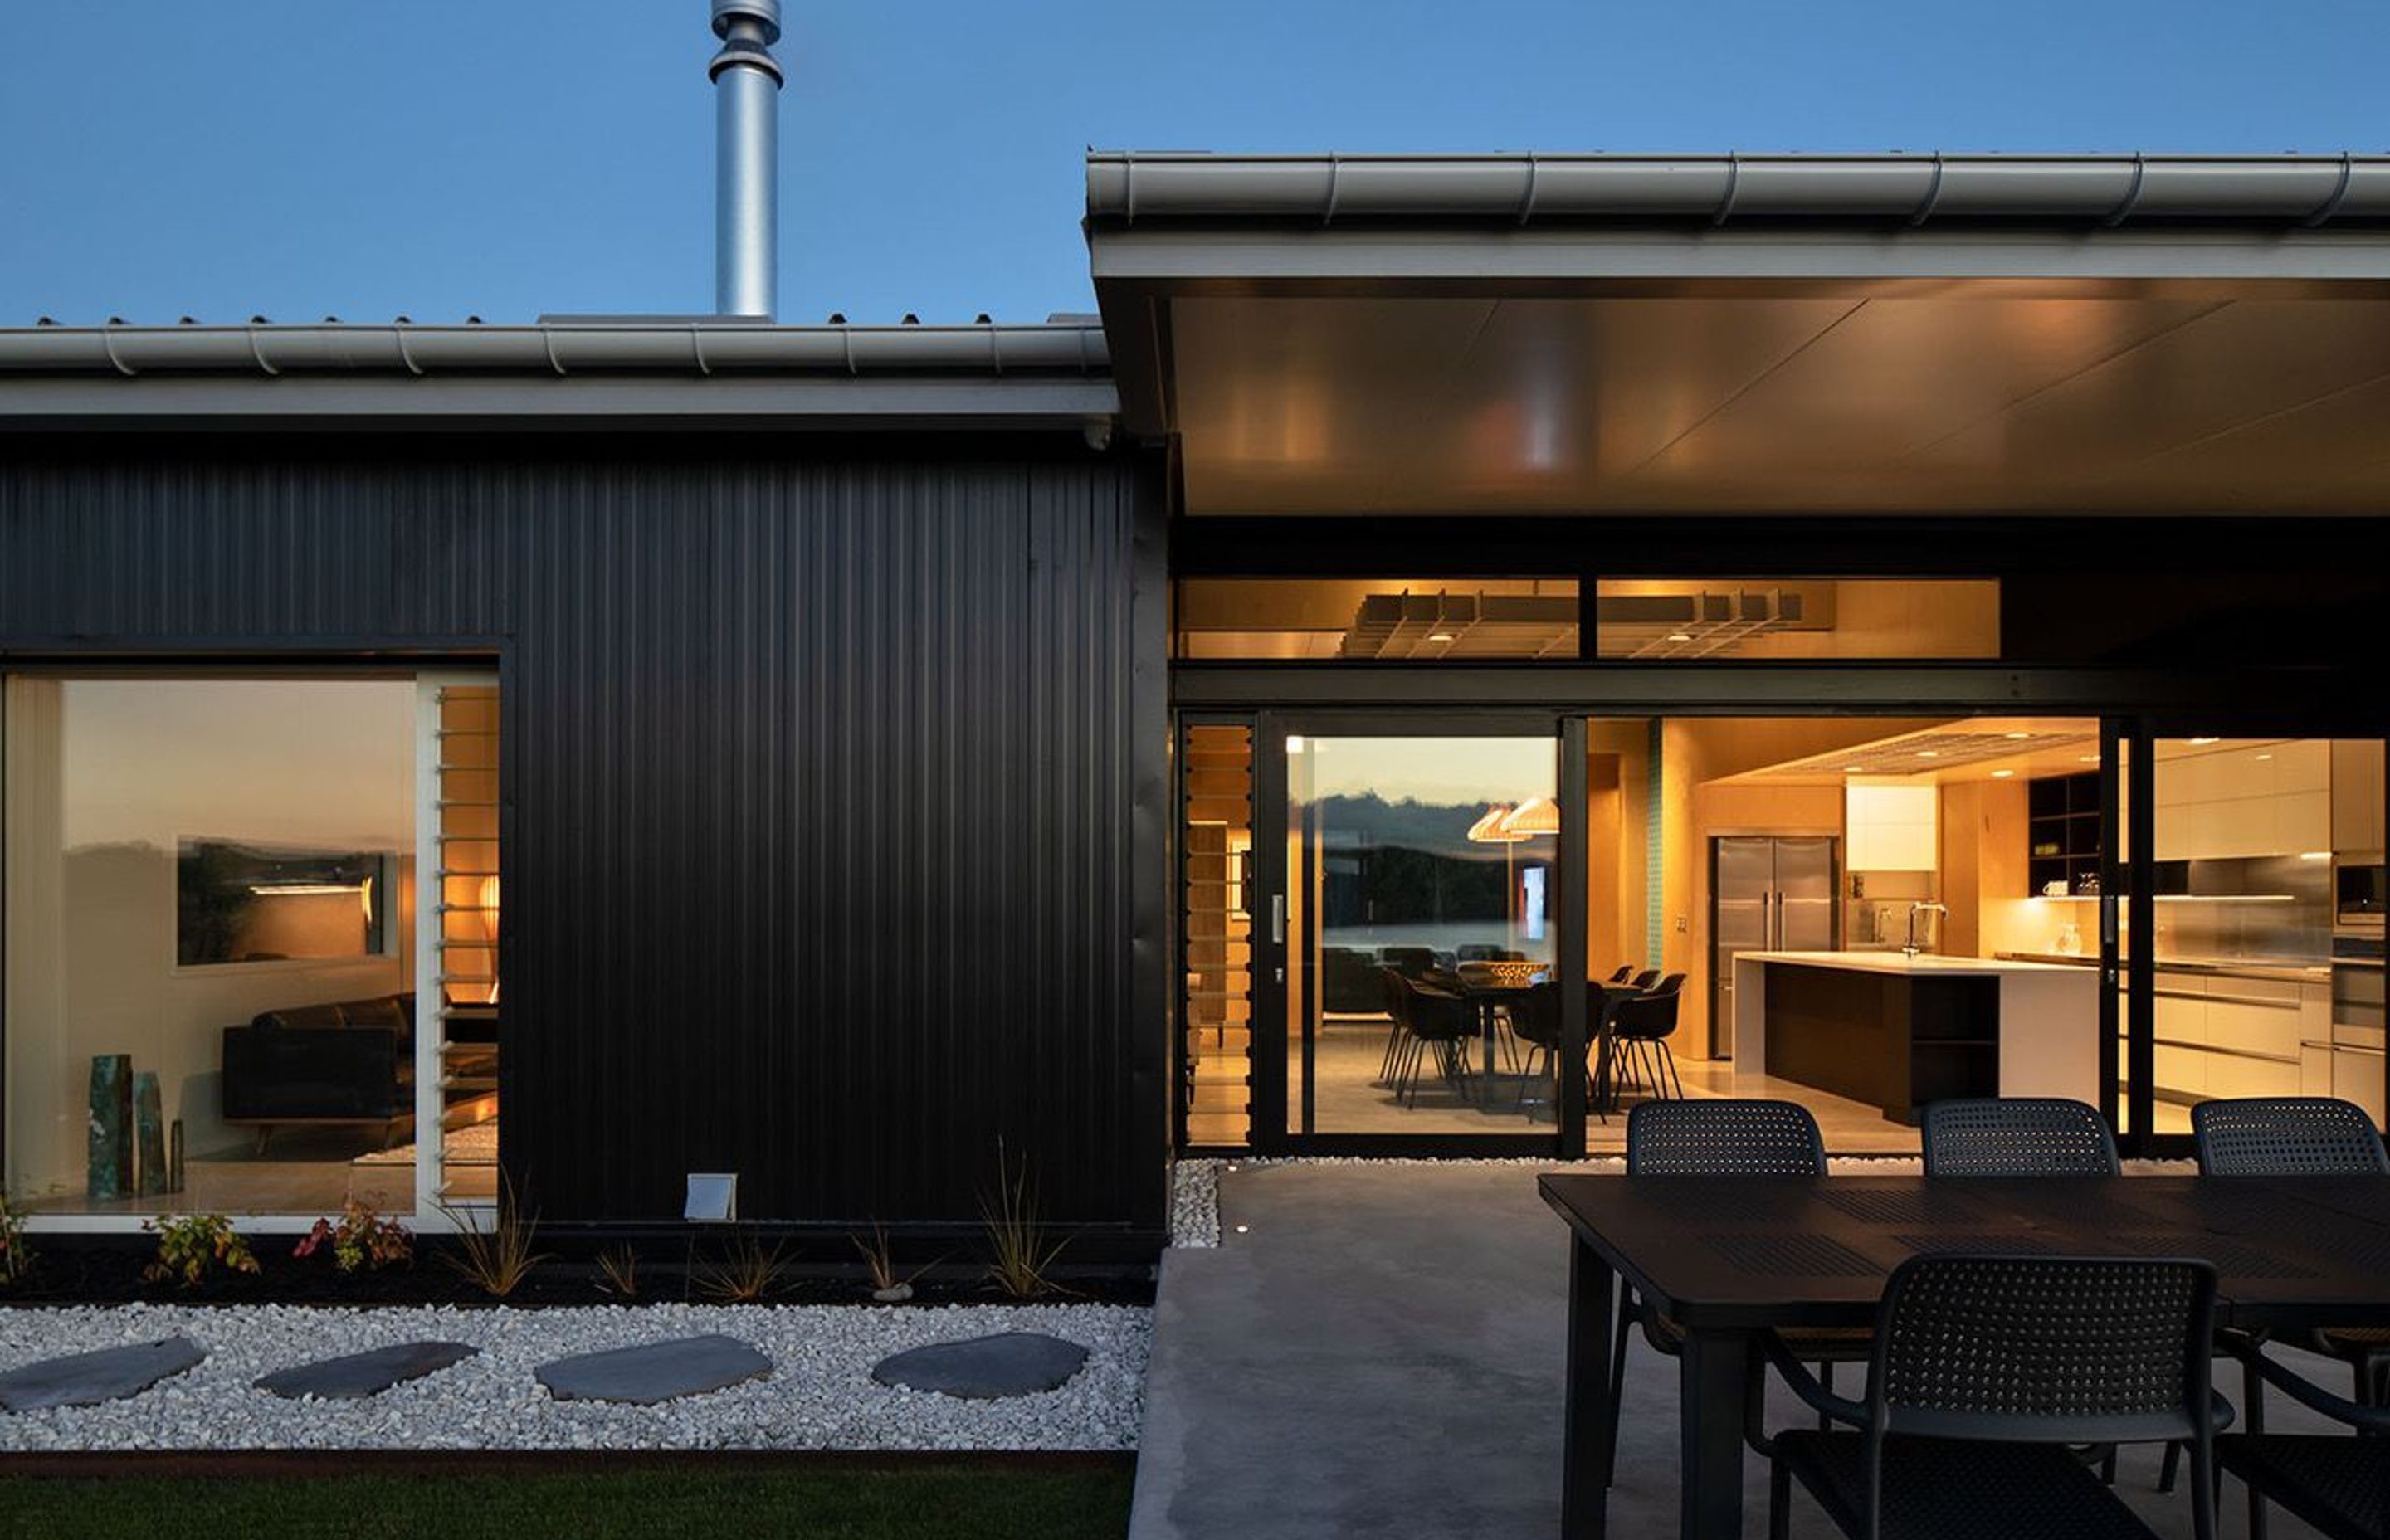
0 436 1172 1242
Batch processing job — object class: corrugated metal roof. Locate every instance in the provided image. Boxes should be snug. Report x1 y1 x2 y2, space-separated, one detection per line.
1087 151 2390 226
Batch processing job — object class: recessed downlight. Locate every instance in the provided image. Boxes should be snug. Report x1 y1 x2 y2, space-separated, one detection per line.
1843 765 1866 772
2079 755 2101 763
1915 750 1940 759
1666 632 1694 643
1427 631 1456 643
2005 732 2032 740
2188 737 2221 746
1992 769 2016 778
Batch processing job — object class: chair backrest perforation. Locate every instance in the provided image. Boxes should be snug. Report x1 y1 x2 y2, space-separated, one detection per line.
1626 1099 1825 1176
1922 1097 2119 1177
2192 1096 2390 1176
1872 1254 2213 1447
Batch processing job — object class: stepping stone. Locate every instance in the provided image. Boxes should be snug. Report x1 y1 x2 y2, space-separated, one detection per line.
255 1341 479 1401
534 1334 769 1405
871 1332 1089 1399
0 1337 205 1411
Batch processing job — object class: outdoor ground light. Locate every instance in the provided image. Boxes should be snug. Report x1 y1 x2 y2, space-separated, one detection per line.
685 1172 739 1222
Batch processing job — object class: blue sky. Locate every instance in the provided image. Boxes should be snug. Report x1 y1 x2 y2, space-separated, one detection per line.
2 1 2384 327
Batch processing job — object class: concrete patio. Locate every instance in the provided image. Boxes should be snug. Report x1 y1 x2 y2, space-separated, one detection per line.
1132 1161 2335 1538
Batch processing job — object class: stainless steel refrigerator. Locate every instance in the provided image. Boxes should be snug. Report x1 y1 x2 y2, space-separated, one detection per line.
1711 836 1839 1059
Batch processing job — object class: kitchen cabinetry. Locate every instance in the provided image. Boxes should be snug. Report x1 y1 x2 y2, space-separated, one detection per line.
1846 782 1938 871
2334 738 2386 854
2151 967 2329 1104
2153 738 2329 861
2026 772 2102 897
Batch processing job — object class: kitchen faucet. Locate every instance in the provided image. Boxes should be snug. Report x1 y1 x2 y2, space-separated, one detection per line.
1903 902 1949 958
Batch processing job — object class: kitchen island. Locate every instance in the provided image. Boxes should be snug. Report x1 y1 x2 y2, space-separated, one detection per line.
1729 951 2097 1124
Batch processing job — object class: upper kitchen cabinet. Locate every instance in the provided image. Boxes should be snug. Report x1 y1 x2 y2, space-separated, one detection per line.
1846 782 1939 870
2333 739 2387 855
2153 739 2330 861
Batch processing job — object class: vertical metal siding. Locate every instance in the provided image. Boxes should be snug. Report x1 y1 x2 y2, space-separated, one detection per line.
0 442 1168 1232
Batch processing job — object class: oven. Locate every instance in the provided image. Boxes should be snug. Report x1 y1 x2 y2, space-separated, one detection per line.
2338 856 2385 934
2330 933 2386 1123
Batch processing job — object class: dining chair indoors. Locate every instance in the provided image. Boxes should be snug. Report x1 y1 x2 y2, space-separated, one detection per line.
1609 972 1687 1103
1921 1096 2119 1177
1609 1100 1874 1486
1766 1252 2225 1540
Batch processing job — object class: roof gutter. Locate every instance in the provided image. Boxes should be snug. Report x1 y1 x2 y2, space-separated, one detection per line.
0 321 1110 378
1086 152 2390 227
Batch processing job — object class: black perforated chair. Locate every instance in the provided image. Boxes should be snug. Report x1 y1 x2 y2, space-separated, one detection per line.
2216 1338 2390 1540
2180 1096 2390 1520
1922 1096 2119 1177
1766 1253 2225 1540
1628 967 1660 991
2193 1095 2390 1179
1608 1101 1873 1486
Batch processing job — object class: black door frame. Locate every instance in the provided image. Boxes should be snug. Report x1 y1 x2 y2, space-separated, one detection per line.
1248 709 1583 1157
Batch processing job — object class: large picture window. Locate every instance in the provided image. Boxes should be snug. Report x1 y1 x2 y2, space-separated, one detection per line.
4 676 421 1217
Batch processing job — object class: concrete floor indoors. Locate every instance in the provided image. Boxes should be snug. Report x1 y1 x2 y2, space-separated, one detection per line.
1131 1162 2334 1540
1296 1015 1924 1153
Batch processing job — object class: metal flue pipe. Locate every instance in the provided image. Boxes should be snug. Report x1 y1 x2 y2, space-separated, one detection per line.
710 0 783 318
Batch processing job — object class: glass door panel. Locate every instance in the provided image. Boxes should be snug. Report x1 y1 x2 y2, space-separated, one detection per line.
1281 733 1561 1136
2110 729 2381 1145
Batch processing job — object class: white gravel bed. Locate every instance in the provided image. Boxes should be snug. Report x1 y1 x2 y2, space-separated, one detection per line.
1170 1159 1222 1247
1173 1153 2196 1245
0 1302 1148 1452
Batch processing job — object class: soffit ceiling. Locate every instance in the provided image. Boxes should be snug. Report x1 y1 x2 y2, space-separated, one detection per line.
1163 289 2390 514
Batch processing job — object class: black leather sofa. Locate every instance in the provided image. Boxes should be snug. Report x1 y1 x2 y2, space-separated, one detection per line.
220 993 417 1152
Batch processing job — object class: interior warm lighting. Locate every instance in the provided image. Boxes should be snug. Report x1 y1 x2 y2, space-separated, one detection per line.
2188 737 2221 746
1842 765 1865 773
1992 770 2016 778
2080 755 2101 764
1467 806 1529 844
1915 750 1940 759
246 882 370 898
1666 632 1694 642
1427 631 1456 643
1286 735 1305 753
2005 732 2032 740
2300 850 2334 861
1499 796 1562 836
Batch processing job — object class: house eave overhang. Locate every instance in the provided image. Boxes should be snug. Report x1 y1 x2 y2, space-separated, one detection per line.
0 321 1119 435
1084 153 2390 513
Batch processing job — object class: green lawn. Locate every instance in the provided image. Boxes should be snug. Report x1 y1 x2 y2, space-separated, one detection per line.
0 1462 1135 1540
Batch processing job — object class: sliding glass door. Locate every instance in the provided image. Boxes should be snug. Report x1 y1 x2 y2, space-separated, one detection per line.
1251 714 1577 1153
2104 721 2387 1151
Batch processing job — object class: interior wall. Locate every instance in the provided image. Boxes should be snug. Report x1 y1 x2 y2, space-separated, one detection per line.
4 679 415 1206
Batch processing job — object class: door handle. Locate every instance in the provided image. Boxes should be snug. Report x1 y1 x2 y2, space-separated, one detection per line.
1271 894 1285 946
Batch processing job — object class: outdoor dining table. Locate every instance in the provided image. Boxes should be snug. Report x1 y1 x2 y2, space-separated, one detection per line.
1539 1171 2390 1540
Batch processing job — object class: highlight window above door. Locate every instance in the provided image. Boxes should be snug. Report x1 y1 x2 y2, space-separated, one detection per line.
1175 578 1579 660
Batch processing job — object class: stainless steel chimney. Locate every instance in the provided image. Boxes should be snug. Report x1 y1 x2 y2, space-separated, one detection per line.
710 0 783 319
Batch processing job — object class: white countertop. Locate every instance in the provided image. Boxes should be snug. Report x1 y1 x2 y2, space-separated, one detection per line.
1739 950 2093 977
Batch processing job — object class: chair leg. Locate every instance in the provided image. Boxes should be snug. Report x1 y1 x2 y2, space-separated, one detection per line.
1818 1361 1834 1432
2246 1350 2269 1540
2099 1446 2117 1485
2158 1439 2182 1492
1660 1039 1685 1099
1768 1455 1792 1540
